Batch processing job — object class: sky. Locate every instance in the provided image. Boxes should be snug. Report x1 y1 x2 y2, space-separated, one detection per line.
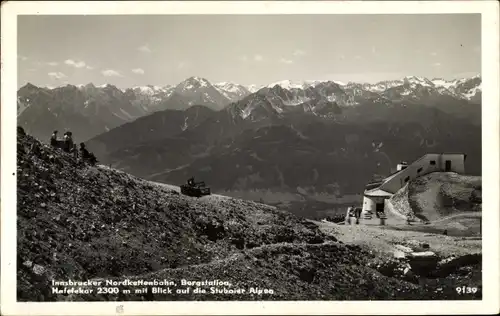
17 14 481 89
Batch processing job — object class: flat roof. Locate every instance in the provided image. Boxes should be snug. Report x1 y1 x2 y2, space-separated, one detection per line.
364 188 393 198
363 152 468 191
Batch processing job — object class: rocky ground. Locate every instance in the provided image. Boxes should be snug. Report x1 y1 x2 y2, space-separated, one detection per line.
17 131 481 301
390 172 482 224
315 220 482 300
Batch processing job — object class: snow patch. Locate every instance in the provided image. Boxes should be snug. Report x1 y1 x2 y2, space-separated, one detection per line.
431 79 455 89
270 102 284 113
400 89 412 96
119 108 134 120
181 116 189 131
403 76 433 87
214 82 247 95
366 80 404 92
282 96 311 106
463 84 481 99
267 79 344 90
239 99 266 119
241 106 254 119
246 84 262 93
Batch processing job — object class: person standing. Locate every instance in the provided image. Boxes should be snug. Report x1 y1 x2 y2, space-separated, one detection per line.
345 206 353 225
50 130 58 147
63 131 74 152
355 207 362 224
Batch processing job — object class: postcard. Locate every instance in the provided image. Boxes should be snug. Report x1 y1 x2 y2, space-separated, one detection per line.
1 1 499 315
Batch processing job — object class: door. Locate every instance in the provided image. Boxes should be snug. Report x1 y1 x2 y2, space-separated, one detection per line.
375 202 384 218
445 160 452 172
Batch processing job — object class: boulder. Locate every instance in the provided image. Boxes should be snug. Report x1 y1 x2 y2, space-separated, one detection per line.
409 251 437 258
407 251 439 276
394 244 414 253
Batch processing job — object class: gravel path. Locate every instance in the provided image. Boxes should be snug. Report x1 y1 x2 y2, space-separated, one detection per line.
314 220 481 258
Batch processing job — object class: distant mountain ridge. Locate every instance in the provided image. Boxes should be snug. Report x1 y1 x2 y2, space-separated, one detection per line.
20 74 481 110
18 74 481 143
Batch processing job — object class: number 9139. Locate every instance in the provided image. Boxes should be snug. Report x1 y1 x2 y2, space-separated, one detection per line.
455 286 478 294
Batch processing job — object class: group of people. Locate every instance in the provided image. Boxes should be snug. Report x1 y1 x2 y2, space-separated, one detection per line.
346 205 362 225
50 130 74 153
50 130 98 165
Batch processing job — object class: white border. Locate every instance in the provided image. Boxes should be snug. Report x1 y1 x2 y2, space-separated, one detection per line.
1 1 499 315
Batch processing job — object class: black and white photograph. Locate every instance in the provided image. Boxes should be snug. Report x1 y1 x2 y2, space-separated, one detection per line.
1 1 499 315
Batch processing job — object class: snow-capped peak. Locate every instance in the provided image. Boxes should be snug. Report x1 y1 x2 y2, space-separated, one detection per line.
132 85 170 95
214 82 245 93
431 78 456 89
187 76 211 87
246 84 262 93
334 81 346 86
267 80 305 90
98 83 115 89
213 82 252 102
403 76 433 87
177 76 212 91
266 79 346 90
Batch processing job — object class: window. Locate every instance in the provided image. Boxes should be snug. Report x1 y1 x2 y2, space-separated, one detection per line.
417 167 423 173
430 160 436 165
404 176 410 183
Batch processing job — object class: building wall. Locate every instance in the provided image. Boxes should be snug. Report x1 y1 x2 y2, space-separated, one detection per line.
438 154 465 173
361 195 385 214
361 153 466 218
379 154 465 194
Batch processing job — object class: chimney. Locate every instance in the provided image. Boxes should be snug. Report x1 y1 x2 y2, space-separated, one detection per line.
397 161 408 171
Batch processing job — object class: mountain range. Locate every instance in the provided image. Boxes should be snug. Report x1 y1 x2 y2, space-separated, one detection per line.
17 75 481 142
40 74 481 218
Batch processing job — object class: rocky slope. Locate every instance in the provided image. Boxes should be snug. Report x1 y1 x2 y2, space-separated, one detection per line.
389 172 482 225
17 131 480 301
86 105 215 159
